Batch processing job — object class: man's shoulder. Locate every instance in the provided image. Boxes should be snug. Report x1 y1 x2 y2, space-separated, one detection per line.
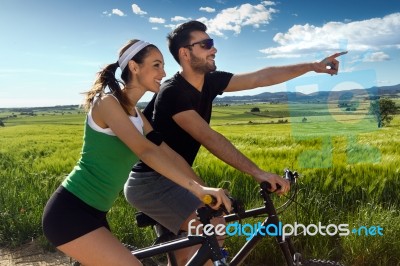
206 70 234 79
159 73 185 94
160 71 177 86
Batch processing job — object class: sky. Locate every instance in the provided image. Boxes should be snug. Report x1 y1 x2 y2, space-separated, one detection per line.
1 0 399 108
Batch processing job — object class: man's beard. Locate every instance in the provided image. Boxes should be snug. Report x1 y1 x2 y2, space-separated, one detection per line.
190 53 216 74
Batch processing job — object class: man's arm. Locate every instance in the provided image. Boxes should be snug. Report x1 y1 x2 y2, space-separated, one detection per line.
173 110 289 194
139 109 206 186
224 52 347 92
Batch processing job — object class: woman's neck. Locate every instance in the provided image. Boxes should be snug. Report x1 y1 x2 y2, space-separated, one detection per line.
122 86 144 115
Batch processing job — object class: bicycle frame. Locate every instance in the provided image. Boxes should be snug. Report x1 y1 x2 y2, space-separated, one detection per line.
131 181 298 266
226 185 297 266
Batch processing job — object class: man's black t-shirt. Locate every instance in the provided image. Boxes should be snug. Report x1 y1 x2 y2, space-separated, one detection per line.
133 71 233 171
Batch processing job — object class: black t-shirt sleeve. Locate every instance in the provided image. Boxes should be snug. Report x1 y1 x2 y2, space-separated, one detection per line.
206 71 234 96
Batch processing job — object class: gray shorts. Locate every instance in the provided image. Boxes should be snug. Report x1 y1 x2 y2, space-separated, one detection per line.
124 171 201 234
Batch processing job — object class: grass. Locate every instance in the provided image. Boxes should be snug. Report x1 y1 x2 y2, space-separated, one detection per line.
0 102 399 265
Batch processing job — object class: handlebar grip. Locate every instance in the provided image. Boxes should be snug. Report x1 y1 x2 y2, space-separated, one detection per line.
202 194 216 205
260 169 298 192
260 181 281 192
202 194 244 216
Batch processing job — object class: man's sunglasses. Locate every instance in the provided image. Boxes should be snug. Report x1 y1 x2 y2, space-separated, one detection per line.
184 39 214 50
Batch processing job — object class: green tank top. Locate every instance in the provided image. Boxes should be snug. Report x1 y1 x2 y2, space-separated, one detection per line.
62 120 139 211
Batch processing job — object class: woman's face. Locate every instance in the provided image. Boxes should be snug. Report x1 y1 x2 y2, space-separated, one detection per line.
135 48 166 93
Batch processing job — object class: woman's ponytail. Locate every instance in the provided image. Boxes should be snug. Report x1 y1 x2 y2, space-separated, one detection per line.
83 62 130 113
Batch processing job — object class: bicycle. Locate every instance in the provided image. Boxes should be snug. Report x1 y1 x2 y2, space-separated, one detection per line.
125 169 344 266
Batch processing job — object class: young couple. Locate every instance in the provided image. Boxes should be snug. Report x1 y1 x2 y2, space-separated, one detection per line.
42 20 346 265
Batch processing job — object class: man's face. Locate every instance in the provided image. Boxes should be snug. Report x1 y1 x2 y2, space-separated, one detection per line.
187 31 217 73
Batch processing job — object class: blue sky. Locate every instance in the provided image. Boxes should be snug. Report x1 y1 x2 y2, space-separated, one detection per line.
1 0 399 108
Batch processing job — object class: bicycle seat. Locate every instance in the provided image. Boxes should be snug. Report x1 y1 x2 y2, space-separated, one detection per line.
135 211 184 248
135 212 158 227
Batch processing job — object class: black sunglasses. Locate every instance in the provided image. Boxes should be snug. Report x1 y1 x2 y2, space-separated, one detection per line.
184 39 214 50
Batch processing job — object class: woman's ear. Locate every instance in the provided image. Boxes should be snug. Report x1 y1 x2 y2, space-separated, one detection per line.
128 60 139 74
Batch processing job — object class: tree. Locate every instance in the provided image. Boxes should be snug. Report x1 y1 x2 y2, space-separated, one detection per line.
369 98 398 127
251 107 260 112
0 120 4 127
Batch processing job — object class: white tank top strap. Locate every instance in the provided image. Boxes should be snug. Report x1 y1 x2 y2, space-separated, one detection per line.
87 95 144 135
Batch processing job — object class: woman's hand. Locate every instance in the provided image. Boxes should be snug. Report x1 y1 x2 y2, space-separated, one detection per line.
197 186 232 213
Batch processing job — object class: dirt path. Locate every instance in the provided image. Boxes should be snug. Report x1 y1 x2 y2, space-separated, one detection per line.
0 240 163 265
0 241 71 266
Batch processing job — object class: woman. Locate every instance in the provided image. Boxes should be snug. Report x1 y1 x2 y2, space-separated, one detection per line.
42 39 231 266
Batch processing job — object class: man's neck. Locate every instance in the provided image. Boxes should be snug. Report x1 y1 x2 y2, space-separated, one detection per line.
180 69 205 92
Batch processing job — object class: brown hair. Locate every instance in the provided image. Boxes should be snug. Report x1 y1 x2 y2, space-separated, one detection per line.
167 20 207 64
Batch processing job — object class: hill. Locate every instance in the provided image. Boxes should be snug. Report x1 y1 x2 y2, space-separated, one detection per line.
1 85 399 114
215 84 400 104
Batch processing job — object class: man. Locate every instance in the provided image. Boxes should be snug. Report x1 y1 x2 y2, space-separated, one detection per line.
124 20 346 264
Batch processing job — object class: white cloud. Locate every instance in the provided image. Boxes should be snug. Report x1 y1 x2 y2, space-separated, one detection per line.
132 4 147 15
200 3 278 37
102 9 125 17
200 7 216 13
112 9 125 17
363 51 390 62
149 17 165 24
171 16 190 22
165 24 177 30
377 79 391 85
261 1 276 6
260 12 400 58
152 27 159 30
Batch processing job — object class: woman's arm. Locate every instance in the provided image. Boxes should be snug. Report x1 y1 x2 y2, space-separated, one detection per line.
92 96 230 209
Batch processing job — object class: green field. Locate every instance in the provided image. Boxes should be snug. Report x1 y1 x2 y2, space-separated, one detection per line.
0 102 399 265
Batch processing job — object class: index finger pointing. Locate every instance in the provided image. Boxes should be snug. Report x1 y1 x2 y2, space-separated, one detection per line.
330 51 348 59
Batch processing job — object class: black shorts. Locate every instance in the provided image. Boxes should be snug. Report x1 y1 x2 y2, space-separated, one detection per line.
42 186 110 247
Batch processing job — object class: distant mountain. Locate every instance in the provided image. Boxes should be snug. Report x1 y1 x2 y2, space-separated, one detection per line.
214 84 400 103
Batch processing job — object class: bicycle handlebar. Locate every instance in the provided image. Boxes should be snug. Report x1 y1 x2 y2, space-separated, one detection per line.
260 169 298 191
202 194 239 216
202 194 215 205
203 169 298 214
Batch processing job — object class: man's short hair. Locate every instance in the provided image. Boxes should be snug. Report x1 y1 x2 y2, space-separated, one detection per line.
167 20 207 64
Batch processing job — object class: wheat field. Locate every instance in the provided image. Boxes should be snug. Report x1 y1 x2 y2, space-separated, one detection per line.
1 102 399 265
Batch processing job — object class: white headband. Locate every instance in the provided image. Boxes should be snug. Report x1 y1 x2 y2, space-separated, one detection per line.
118 41 151 71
